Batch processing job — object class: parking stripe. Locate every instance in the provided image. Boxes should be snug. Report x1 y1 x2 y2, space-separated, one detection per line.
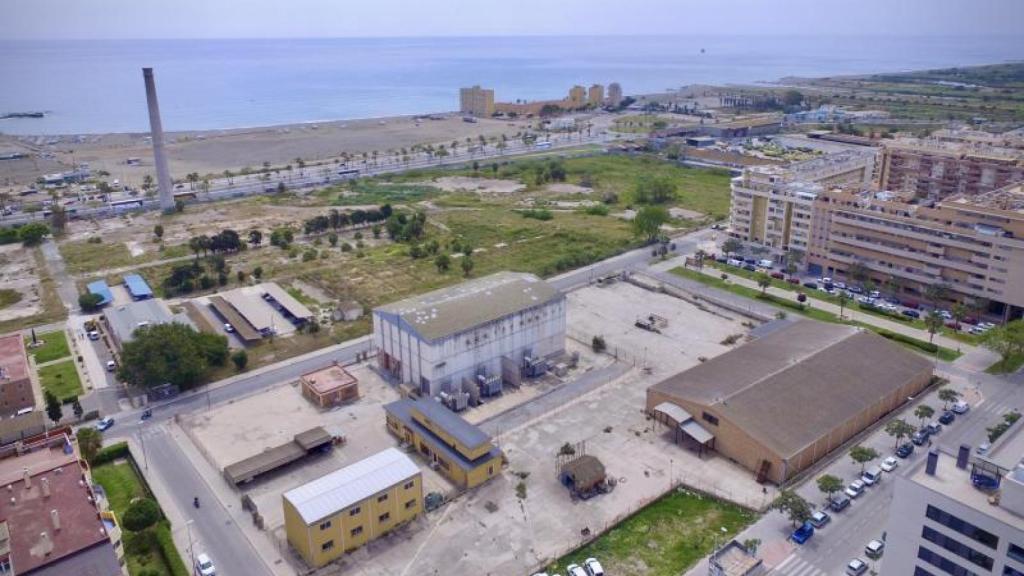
788 560 815 576
775 553 799 572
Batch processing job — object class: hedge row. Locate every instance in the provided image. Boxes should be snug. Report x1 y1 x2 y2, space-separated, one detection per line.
155 523 191 576
873 327 939 354
90 441 130 466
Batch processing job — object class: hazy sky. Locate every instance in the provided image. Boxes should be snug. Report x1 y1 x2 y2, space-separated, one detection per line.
2 0 1023 39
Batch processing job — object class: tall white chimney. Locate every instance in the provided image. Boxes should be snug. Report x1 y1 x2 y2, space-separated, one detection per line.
143 68 175 213
41 477 50 498
51 509 60 531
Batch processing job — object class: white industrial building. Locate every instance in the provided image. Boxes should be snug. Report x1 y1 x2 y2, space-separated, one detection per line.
373 272 566 398
883 426 1024 576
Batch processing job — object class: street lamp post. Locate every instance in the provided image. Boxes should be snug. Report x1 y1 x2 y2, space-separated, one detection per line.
186 519 195 569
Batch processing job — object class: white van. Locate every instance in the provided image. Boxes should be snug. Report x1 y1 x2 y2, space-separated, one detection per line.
861 466 882 486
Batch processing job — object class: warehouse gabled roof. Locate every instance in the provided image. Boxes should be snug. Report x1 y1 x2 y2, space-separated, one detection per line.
374 271 561 341
261 282 314 321
649 321 932 459
283 447 419 525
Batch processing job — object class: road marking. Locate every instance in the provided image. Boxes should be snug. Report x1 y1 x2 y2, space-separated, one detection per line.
774 553 799 572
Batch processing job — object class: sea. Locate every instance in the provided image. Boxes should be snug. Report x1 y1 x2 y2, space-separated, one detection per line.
0 35 1021 135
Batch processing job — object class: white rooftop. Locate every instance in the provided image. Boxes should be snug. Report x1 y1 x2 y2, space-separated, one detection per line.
283 447 419 525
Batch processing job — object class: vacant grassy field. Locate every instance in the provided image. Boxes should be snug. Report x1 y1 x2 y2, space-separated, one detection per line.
985 353 1024 375
37 359 82 401
59 238 190 275
549 487 756 576
0 248 67 334
25 330 70 364
0 288 22 309
93 461 182 576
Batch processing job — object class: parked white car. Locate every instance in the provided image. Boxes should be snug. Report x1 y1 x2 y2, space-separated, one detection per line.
880 456 899 472
566 564 588 576
845 479 865 499
952 401 970 414
195 553 216 576
584 558 605 576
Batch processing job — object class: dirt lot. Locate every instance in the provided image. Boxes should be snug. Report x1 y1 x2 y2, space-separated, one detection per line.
417 176 525 195
0 244 45 324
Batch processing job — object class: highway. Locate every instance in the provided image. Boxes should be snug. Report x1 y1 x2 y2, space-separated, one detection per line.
1 131 613 226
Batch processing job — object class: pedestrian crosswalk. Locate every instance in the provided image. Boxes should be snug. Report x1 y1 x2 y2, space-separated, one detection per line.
770 553 827 576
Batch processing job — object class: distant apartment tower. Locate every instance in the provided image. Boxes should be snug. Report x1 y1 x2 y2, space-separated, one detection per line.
459 85 495 118
812 182 1024 318
880 137 1024 201
587 84 605 107
883 437 1024 576
606 82 623 107
142 68 175 212
728 149 878 253
567 85 587 109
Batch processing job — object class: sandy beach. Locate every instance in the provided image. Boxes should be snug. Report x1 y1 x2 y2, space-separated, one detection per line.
0 112 555 187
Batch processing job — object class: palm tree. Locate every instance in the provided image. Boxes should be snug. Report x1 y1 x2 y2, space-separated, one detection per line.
951 303 967 330
938 388 961 410
925 310 944 343
914 404 935 427
885 419 915 450
756 273 771 295
837 291 849 320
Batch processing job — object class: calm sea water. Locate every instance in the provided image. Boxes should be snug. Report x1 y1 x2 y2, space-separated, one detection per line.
0 35 1021 135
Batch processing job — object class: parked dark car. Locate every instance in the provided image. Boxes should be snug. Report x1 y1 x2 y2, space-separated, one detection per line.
829 494 851 512
791 521 814 544
902 309 921 319
896 443 915 458
771 272 785 280
743 263 757 272
848 286 863 294
938 411 955 425
911 430 930 446
803 282 818 290
787 277 800 285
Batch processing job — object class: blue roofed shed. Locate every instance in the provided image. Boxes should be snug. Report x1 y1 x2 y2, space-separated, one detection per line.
86 281 113 306
123 274 153 300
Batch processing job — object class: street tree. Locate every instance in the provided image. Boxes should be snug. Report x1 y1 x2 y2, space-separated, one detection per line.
18 222 49 246
846 261 869 284
123 498 161 532
837 291 849 319
461 256 475 278
849 446 880 473
925 311 944 344
76 428 102 463
231 349 248 372
756 272 771 295
769 490 813 527
914 404 935 427
44 390 62 424
632 205 669 243
816 474 843 503
118 323 228 390
938 387 961 410
885 418 916 449
722 238 742 257
925 283 950 308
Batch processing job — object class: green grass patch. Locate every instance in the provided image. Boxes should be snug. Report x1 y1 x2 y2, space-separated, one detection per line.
285 286 318 306
332 181 438 206
92 461 147 513
985 353 1024 375
24 330 70 364
37 359 83 401
59 238 189 275
670 267 960 360
0 288 22 309
549 487 756 576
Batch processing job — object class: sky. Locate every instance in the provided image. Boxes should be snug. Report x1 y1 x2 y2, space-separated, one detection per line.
1 0 1023 40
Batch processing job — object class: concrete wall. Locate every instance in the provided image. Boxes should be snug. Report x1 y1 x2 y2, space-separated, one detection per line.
374 296 566 397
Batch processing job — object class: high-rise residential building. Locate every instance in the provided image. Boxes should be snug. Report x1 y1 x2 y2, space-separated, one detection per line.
883 431 1024 576
607 82 623 107
459 85 495 117
0 333 35 418
587 84 604 107
728 149 878 253
879 136 1024 201
567 85 586 108
811 182 1024 316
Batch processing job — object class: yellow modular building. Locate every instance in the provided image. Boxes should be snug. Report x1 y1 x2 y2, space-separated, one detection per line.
283 448 422 568
384 398 503 489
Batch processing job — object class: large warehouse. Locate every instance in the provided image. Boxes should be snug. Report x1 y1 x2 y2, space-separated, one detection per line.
646 321 934 484
373 272 565 397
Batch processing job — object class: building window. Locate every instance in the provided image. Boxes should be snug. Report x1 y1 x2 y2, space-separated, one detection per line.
1009 543 1024 565
349 506 361 517
922 526 994 570
403 480 415 490
377 494 388 503
405 499 416 510
918 546 979 576
379 512 390 522
702 412 719 426
1005 567 1024 576
350 526 363 537
926 505 999 549
321 540 334 551
915 568 938 576
319 520 332 531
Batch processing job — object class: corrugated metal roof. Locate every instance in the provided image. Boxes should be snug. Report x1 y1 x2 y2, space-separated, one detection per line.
106 299 195 345
86 281 112 305
681 420 715 444
261 282 314 320
283 448 419 525
652 402 692 425
374 272 561 342
123 274 153 298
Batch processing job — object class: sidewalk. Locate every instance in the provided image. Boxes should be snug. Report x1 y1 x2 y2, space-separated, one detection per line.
689 265 970 353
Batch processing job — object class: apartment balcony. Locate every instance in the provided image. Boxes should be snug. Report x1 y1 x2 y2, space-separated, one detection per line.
830 235 988 276
831 214 992 253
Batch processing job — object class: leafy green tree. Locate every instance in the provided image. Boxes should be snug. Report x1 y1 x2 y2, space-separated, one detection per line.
153 224 164 240
434 253 451 273
925 283 950 308
18 222 49 246
925 311 944 343
849 446 880 473
846 261 869 284
938 387 961 410
231 349 248 372
769 490 812 527
328 233 338 247
117 323 228 389
76 427 102 463
950 303 967 329
122 498 161 532
817 474 843 502
461 256 475 278
914 404 935 427
782 90 804 107
72 397 84 419
633 175 677 204
253 266 263 279
837 291 849 319
78 292 105 312
756 272 772 295
885 418 916 449
742 538 761 556
44 390 62 424
632 205 669 243
722 238 742 257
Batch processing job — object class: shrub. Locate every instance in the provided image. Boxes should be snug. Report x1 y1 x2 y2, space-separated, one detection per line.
155 524 191 576
91 441 130 466
123 498 162 532
591 335 607 353
519 208 553 221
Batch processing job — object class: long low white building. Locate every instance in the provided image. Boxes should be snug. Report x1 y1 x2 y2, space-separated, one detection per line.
373 271 566 397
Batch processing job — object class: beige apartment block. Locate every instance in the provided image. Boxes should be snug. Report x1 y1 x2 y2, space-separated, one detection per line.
587 84 604 107
459 85 495 117
811 183 1024 317
880 136 1024 200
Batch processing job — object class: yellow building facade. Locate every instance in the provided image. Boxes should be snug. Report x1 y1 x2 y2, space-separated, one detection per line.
384 398 503 489
283 448 422 568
